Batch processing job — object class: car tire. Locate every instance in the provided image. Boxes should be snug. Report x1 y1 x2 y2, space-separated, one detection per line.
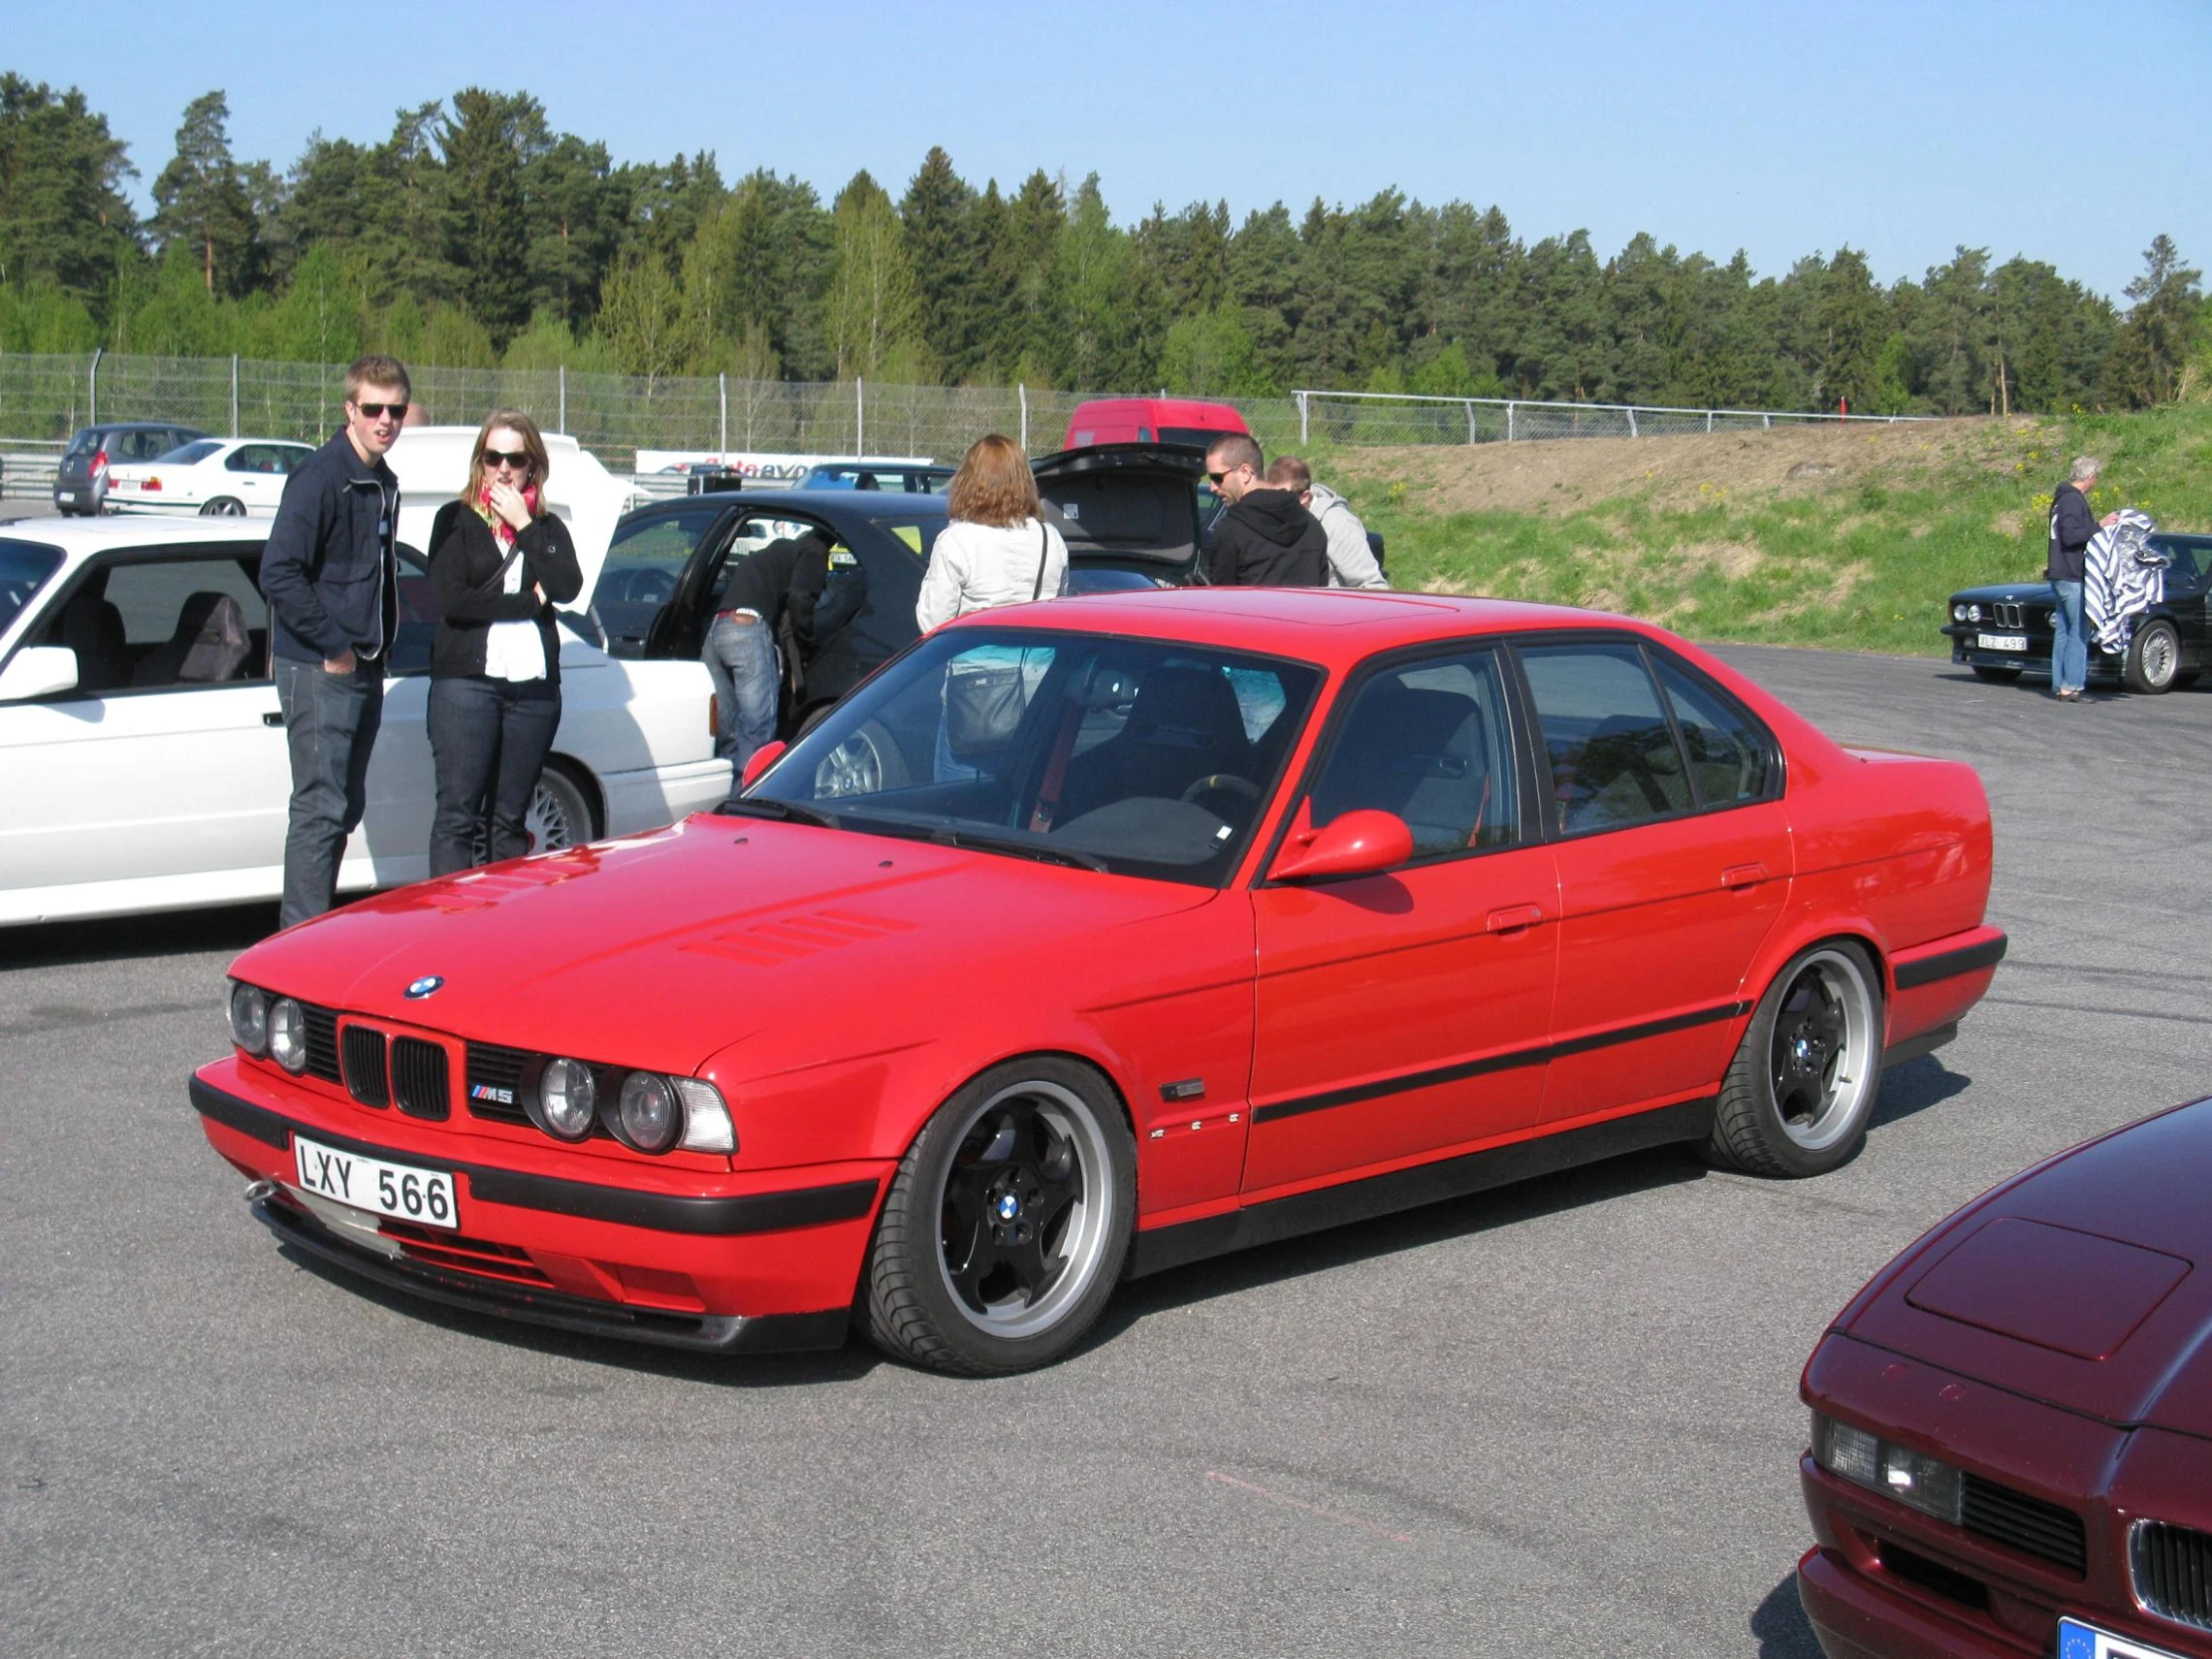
525 764 599 852
802 715 909 799
864 1056 1135 1376
2121 619 2181 695
1969 664 2021 683
1706 941 1884 1178
200 496 247 517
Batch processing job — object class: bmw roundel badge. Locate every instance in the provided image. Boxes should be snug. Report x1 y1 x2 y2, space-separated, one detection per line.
404 975 444 999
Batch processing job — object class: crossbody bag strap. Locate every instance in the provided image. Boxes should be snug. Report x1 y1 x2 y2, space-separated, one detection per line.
1031 522 1049 601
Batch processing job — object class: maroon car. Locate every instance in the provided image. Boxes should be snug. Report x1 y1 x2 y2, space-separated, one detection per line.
1798 1097 2212 1659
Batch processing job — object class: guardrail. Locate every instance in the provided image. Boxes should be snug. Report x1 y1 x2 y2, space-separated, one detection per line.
1286 389 1932 447
0 442 64 497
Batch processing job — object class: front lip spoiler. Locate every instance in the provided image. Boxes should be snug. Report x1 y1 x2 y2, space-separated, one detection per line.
190 1073 879 1237
252 1194 849 1355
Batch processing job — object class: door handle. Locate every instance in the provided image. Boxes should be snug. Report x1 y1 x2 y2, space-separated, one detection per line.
1721 862 1768 889
1486 903 1543 934
263 712 285 727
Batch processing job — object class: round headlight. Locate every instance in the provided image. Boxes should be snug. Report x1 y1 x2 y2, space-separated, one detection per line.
1966 603 1983 622
1949 603 1966 622
268 997 307 1074
615 1072 681 1154
533 1057 598 1141
228 982 270 1055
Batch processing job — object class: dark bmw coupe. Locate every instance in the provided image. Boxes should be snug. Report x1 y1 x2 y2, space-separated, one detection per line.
1940 533 2210 694
1797 1096 2212 1659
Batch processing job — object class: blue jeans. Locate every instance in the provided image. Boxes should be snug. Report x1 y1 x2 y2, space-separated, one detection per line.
427 675 562 875
2050 580 2087 695
703 613 780 767
276 656 384 928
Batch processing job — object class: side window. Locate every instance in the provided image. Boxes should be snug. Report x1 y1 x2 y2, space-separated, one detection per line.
1308 649 1520 858
42 553 269 694
1520 641 1692 833
1652 656 1775 808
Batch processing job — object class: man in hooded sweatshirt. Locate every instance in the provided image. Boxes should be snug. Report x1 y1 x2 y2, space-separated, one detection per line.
1266 455 1387 589
1202 433 1329 587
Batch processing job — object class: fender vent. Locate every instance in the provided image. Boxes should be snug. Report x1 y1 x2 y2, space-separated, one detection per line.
1961 1473 2085 1574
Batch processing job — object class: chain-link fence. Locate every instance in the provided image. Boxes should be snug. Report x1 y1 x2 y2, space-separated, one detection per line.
0 351 1931 481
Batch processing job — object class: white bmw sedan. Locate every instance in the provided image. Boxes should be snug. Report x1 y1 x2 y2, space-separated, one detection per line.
0 516 732 925
104 438 316 517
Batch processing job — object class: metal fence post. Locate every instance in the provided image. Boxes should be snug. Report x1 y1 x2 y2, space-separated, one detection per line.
855 377 864 457
557 364 567 434
1763 413 1772 429
1505 400 1515 442
1706 410 1714 433
1298 390 1310 446
231 354 240 436
1627 407 1638 439
719 373 728 455
1018 383 1028 452
88 347 102 426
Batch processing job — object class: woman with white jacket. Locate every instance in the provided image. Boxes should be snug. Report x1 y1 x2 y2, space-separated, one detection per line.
916 434 1069 779
915 433 1069 631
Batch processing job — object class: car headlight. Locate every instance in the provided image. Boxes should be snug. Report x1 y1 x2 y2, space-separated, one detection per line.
268 997 308 1074
531 1057 598 1141
228 981 270 1056
614 1072 681 1153
1950 603 1966 622
674 1078 736 1154
1811 1411 1962 1524
1965 603 1983 623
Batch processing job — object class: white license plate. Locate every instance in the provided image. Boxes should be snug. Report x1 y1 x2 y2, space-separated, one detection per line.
56 491 77 503
292 1133 459 1231
2060 1617 2191 1659
1976 632 2027 652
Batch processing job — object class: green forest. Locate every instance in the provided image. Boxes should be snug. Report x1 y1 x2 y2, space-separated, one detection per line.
3 75 2207 413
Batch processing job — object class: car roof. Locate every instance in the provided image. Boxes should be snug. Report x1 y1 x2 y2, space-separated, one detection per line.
943 586 1652 671
0 516 269 561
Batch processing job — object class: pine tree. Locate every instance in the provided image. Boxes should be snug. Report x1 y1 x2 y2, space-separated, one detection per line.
827 171 921 379
0 75 140 304
152 91 260 297
899 147 978 380
440 88 540 343
2104 236 2202 406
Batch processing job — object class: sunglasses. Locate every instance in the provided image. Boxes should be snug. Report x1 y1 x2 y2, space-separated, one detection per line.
352 400 408 420
1207 467 1241 485
481 449 533 469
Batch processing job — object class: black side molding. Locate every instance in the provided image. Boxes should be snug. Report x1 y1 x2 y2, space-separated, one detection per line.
190 1075 879 1238
1127 1095 1715 1281
1883 1022 1957 1067
1894 933 2007 990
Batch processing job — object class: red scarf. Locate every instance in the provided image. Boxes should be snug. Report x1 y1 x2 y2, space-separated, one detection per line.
473 482 540 548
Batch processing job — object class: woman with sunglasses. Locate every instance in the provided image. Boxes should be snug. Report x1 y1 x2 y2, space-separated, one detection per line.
424 410 581 874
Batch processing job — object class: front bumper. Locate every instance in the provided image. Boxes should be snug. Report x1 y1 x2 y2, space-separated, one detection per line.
191 1060 888 1353
1940 624 2121 678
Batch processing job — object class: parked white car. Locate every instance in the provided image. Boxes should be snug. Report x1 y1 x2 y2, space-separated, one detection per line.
105 437 315 517
0 515 731 925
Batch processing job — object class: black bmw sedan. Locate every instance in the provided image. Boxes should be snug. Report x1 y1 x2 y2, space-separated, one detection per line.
1940 532 2210 693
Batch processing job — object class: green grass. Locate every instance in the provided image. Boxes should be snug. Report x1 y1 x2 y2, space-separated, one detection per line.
1331 404 2212 655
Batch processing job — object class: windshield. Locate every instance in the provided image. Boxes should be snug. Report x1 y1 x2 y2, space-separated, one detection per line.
750 626 1321 885
0 541 65 635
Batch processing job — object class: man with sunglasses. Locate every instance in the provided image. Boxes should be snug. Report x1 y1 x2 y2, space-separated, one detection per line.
259 353 410 927
1201 433 1329 588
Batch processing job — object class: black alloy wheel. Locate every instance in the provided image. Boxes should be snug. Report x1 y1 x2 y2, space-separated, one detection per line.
1707 941 1883 1178
865 1057 1133 1374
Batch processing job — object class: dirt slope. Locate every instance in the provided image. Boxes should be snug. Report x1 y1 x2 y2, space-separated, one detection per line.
1330 415 2061 517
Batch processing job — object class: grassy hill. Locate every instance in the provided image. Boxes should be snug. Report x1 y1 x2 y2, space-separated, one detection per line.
1327 404 2212 655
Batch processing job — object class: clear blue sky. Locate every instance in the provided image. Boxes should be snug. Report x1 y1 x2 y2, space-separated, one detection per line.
8 0 2209 303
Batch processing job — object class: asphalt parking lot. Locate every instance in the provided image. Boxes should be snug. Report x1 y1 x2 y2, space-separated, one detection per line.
4 646 2207 1659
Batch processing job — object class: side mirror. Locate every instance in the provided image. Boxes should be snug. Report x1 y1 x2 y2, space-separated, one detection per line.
0 646 80 703
740 740 787 792
1270 809 1413 882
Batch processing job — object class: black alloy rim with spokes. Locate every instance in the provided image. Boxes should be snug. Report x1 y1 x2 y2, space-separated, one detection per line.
1772 965 1847 1132
940 1098 1082 1324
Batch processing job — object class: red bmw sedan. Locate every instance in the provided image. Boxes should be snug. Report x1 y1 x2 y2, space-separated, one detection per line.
191 589 2004 1374
1799 1098 2212 1659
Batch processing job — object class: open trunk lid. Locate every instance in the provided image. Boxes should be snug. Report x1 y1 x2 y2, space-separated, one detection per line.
1031 443 1205 585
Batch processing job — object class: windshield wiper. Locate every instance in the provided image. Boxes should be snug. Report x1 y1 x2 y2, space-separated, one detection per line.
721 797 841 829
926 827 1107 871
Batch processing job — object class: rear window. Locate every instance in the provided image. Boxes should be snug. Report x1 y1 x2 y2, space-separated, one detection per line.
160 440 225 465
65 430 97 456
1158 425 1241 449
0 539 64 632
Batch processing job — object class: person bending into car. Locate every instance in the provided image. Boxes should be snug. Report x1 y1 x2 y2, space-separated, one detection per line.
1265 455 1387 589
424 411 581 875
1203 434 1328 587
703 528 840 768
259 352 410 928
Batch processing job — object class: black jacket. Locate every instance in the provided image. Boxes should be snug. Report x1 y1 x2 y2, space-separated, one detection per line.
2047 482 2098 582
714 532 830 632
426 500 583 685
260 426 400 664
1205 488 1329 587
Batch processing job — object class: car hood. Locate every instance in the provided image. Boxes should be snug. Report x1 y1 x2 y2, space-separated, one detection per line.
1839 1097 2212 1438
1949 580 2056 604
231 814 1217 1077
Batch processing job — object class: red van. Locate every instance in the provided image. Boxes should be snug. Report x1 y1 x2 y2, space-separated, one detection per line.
1063 396 1248 451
